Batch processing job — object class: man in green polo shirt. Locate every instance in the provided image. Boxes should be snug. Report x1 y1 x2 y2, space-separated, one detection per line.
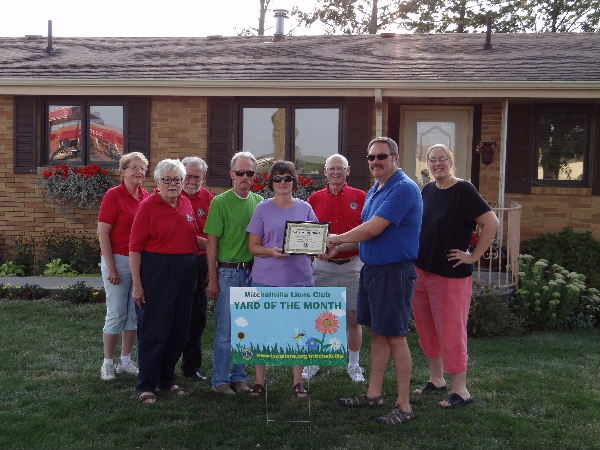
204 151 263 395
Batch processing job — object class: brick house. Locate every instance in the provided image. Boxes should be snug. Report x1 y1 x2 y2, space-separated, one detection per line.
0 32 599 260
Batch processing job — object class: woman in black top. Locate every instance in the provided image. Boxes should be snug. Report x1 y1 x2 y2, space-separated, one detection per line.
412 144 498 408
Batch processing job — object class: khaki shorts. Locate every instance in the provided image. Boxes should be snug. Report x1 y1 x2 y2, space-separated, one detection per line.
312 255 363 310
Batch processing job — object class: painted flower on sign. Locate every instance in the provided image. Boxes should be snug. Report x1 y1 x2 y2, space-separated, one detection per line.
315 311 339 335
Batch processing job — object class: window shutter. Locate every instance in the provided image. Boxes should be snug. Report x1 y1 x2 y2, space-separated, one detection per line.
13 96 38 174
344 99 373 191
505 104 533 194
592 105 600 195
207 98 234 187
126 98 151 162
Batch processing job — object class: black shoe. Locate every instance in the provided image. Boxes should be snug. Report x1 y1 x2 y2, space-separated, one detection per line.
184 370 208 382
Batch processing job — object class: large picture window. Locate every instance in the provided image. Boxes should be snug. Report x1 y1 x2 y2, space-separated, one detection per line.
240 102 341 175
46 99 125 166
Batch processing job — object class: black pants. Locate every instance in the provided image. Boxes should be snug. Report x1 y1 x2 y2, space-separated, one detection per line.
136 252 196 393
181 254 208 375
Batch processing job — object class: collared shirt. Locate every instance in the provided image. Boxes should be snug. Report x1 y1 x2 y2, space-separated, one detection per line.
308 182 366 259
359 169 423 266
98 182 149 256
129 189 199 254
182 188 213 255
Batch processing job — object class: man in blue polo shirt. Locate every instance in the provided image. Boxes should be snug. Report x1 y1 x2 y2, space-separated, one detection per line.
327 137 422 426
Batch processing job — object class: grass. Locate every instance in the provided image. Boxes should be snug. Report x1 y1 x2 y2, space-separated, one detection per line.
0 298 598 450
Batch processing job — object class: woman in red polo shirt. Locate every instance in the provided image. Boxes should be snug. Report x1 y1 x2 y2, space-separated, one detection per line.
129 159 205 404
98 152 149 381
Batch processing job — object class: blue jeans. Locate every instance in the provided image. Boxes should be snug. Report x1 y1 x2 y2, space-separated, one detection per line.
101 254 136 334
212 267 251 387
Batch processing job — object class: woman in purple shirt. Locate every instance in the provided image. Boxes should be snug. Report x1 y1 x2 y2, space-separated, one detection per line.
246 161 318 398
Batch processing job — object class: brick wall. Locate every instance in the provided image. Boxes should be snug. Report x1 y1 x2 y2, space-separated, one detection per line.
0 95 211 262
478 101 503 206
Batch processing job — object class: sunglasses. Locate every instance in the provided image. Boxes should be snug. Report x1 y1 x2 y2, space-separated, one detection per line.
233 170 256 177
367 153 393 161
272 175 294 183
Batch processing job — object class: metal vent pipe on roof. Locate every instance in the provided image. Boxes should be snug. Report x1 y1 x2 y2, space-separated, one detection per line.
45 20 55 54
273 9 288 41
483 16 493 50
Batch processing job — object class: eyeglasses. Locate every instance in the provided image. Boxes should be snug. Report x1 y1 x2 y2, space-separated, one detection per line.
367 153 393 161
127 165 147 173
185 175 203 181
272 175 294 183
160 177 183 185
233 170 256 177
427 156 450 164
326 166 348 172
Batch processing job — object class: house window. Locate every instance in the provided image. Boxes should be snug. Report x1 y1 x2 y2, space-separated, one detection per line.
240 103 341 175
47 100 125 165
534 107 589 185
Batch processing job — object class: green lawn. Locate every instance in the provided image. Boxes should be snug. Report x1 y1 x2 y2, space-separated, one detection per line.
1 299 598 450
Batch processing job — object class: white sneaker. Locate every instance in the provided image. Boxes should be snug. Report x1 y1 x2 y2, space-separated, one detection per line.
100 363 116 381
115 361 139 375
347 364 366 382
302 365 320 380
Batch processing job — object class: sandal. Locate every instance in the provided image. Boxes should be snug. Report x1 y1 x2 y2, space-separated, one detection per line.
293 383 310 398
376 406 416 425
249 384 264 396
338 393 384 407
439 392 474 408
138 392 157 404
162 385 186 396
413 381 448 395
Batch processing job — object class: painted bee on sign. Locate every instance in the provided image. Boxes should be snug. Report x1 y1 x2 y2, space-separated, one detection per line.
293 328 306 339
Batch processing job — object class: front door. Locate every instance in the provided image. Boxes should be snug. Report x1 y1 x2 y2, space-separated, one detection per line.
400 106 473 188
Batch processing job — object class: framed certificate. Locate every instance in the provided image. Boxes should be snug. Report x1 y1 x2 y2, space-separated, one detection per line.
283 221 329 255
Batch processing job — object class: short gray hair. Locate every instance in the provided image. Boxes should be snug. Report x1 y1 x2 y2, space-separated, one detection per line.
153 159 186 182
367 137 399 155
325 154 349 168
230 151 257 170
181 156 208 174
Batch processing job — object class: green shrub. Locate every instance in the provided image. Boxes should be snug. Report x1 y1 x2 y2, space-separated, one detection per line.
0 261 26 277
54 281 105 304
574 287 600 328
515 254 591 330
42 258 78 277
0 283 49 299
42 233 100 274
468 283 523 338
522 227 600 289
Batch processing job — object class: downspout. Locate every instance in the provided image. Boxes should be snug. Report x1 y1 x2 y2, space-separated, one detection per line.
375 88 383 137
498 98 508 210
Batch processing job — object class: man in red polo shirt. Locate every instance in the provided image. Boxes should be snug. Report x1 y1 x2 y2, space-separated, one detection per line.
305 154 367 382
179 156 213 382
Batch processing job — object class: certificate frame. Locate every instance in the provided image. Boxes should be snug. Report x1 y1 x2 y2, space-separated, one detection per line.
283 221 329 255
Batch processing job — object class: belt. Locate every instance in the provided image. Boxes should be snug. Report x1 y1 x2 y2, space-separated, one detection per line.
218 261 253 270
328 258 352 265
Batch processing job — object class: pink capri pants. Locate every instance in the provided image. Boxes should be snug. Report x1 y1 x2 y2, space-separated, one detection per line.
412 267 472 374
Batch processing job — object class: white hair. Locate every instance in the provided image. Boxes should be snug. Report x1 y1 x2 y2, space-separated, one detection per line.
153 159 186 182
230 151 257 170
325 154 349 168
181 156 208 173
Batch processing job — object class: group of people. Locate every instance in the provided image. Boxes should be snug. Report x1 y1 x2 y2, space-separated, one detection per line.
96 136 498 425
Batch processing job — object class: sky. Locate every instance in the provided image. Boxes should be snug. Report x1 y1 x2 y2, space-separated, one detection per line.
0 0 324 37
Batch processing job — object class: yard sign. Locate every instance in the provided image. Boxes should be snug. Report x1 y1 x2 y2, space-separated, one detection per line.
230 287 347 366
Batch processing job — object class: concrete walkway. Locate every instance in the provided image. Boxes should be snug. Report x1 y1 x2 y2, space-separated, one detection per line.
0 276 104 291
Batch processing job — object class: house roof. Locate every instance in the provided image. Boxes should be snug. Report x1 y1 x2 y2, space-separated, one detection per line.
0 33 598 97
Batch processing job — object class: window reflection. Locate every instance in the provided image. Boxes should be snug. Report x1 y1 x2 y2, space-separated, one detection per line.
242 107 286 173
48 105 82 162
89 105 124 163
294 108 339 175
535 113 585 181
